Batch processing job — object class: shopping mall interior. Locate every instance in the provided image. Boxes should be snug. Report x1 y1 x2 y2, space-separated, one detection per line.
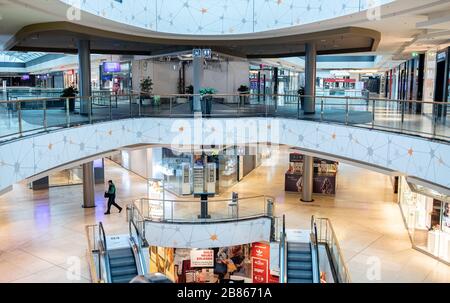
0 0 449 285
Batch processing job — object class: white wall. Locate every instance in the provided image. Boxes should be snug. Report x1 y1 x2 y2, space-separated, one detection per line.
132 58 250 94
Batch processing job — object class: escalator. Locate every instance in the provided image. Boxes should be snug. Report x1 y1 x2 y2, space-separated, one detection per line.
108 247 139 283
286 242 314 283
279 215 320 283
86 221 147 283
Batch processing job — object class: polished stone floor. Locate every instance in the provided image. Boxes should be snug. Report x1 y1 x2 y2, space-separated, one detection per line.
0 148 449 283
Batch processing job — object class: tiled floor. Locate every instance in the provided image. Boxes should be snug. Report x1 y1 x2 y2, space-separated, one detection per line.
0 148 449 283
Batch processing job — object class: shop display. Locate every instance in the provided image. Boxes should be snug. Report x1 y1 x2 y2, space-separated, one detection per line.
285 153 338 195
193 166 204 194
399 177 450 263
149 242 277 284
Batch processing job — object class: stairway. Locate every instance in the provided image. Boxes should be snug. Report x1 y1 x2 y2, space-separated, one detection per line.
287 242 313 283
107 247 138 283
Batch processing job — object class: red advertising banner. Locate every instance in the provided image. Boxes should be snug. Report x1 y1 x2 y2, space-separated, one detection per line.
252 242 270 283
251 242 270 259
252 257 268 283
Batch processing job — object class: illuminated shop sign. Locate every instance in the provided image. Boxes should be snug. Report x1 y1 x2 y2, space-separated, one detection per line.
190 250 214 267
103 62 121 73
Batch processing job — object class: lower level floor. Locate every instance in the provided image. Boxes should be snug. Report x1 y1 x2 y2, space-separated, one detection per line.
0 147 449 283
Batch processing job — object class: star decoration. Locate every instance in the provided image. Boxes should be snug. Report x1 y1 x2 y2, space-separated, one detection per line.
210 234 218 241
48 143 53 150
200 8 208 14
407 148 413 156
332 133 336 140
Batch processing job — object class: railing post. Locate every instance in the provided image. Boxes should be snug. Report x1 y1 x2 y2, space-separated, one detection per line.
169 97 172 118
43 99 47 131
17 101 23 137
138 95 142 117
109 95 113 121
372 99 376 129
432 104 438 138
66 98 70 128
401 101 405 131
88 97 93 124
129 94 132 117
320 97 324 121
345 97 349 125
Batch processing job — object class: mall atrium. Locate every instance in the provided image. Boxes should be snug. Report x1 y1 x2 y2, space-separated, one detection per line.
0 0 449 286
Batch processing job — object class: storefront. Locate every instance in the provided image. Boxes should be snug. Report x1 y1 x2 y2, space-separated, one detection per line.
399 177 450 264
100 61 132 93
434 47 449 118
149 241 278 283
160 146 266 197
285 153 338 195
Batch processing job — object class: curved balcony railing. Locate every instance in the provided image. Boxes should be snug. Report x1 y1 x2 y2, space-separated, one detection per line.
132 195 275 224
0 92 448 143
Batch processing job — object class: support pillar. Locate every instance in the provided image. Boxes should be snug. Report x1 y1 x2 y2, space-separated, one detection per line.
192 55 204 112
78 40 92 115
301 155 314 202
82 162 96 208
304 43 317 114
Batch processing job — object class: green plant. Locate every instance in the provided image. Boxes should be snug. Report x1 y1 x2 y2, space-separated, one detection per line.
60 86 78 98
153 95 161 106
140 77 153 94
199 87 217 95
237 85 249 93
60 86 78 112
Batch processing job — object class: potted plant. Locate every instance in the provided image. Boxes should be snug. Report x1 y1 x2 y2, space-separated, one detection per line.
153 95 161 106
140 77 153 104
237 85 250 105
185 85 194 111
199 87 217 117
61 86 78 112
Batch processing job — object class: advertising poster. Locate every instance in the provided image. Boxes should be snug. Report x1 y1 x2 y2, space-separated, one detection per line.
252 242 270 283
190 250 214 268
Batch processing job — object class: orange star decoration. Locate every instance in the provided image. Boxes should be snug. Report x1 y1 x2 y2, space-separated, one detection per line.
210 234 218 241
179 127 184 132
277 0 283 5
48 143 53 150
332 133 336 140
200 8 208 14
407 148 414 156
108 130 113 136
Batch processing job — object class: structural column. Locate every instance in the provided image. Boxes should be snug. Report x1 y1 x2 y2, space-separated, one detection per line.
192 55 204 112
82 162 96 208
77 40 92 115
304 43 317 114
301 155 314 202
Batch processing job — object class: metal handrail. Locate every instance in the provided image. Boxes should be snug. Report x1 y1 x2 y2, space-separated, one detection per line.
279 214 287 283
98 222 112 283
1 92 449 105
133 195 275 223
310 216 321 283
314 217 351 283
85 224 101 283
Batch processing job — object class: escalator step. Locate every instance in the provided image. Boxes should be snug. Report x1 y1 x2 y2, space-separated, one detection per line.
112 274 138 284
110 257 136 268
288 243 311 251
111 265 138 277
288 278 314 284
288 270 313 279
287 254 312 262
108 248 134 259
287 262 312 270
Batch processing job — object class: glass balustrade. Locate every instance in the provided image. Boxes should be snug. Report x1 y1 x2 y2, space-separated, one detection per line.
0 93 448 143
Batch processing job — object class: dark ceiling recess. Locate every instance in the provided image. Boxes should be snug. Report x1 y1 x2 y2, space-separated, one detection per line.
6 22 381 58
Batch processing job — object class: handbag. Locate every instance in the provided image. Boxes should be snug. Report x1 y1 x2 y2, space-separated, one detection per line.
104 192 110 198
214 261 227 274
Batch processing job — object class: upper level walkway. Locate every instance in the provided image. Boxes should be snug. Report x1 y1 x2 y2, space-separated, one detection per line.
0 93 448 143
0 92 448 194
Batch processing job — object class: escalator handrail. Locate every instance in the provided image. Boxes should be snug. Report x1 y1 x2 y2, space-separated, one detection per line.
128 233 147 276
310 216 321 283
279 214 288 283
98 222 112 283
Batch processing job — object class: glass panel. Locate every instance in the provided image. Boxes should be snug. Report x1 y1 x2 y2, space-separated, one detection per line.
0 101 20 141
